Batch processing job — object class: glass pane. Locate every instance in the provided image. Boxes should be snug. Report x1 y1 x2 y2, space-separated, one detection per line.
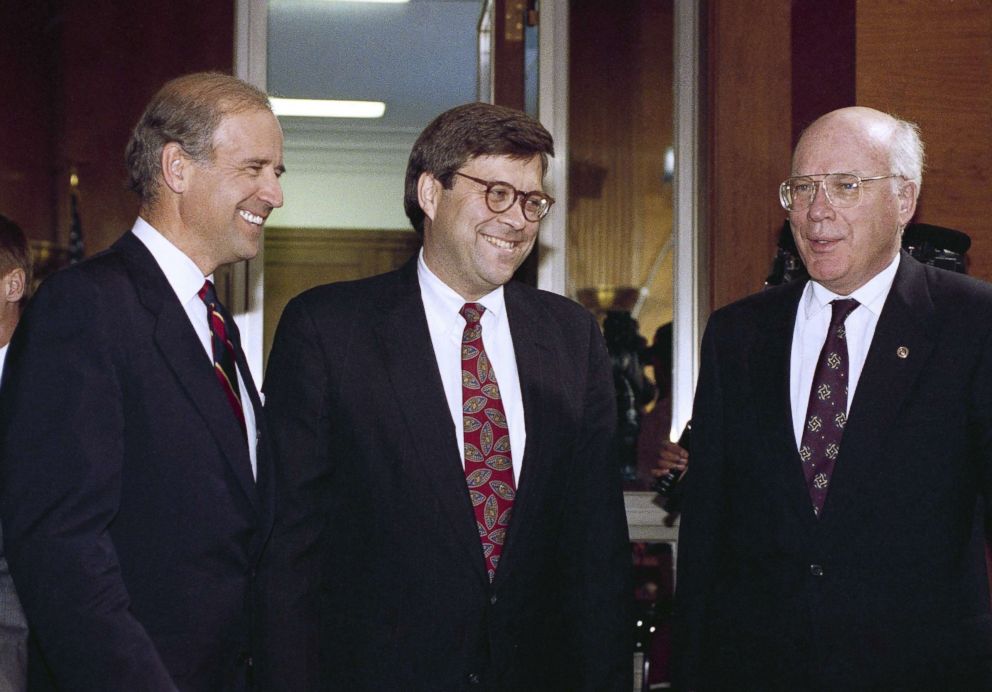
566 0 676 491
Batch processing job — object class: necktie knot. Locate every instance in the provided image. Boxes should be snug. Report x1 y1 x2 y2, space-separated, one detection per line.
198 279 245 436
829 298 859 328
460 302 485 326
198 279 219 309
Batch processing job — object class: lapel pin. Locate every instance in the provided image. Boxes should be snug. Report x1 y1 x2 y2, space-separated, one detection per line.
896 346 909 359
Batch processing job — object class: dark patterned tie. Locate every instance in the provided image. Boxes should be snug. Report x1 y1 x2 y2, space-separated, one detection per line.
799 298 859 517
198 280 246 434
460 303 515 582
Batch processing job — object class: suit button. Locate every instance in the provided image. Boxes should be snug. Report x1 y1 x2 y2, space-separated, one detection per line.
467 672 481 685
810 564 824 577
489 594 498 605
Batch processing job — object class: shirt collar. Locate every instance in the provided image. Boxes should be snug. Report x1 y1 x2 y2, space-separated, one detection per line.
804 252 900 320
132 217 212 304
417 248 506 327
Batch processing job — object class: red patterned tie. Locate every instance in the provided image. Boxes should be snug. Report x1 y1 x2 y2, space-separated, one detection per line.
799 298 859 516
460 303 515 582
198 280 246 434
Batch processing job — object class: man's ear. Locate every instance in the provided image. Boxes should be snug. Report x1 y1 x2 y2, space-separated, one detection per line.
897 180 918 226
2 268 24 304
160 142 190 194
417 172 441 224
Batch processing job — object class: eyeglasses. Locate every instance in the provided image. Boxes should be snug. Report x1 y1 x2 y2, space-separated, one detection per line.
778 172 901 212
453 172 555 222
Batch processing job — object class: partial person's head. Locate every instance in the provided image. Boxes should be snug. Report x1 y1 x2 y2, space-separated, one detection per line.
405 102 555 300
780 106 922 295
125 72 285 274
0 214 32 314
648 322 673 394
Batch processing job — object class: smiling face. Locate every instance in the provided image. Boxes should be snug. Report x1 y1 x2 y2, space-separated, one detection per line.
419 154 543 300
179 108 285 274
789 109 917 295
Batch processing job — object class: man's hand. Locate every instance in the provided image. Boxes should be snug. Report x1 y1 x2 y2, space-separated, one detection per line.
650 440 688 476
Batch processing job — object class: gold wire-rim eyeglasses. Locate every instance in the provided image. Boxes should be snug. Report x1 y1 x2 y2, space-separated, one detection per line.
779 172 902 212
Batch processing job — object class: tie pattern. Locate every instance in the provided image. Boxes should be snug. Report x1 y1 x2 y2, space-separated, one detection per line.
799 298 859 516
198 280 246 434
460 303 515 582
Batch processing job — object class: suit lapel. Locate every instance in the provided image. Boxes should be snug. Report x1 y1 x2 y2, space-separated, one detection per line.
750 281 820 527
114 233 260 511
229 319 274 542
372 261 487 579
490 284 556 586
820 253 935 526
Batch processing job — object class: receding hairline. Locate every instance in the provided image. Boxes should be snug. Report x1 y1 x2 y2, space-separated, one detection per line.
793 107 901 170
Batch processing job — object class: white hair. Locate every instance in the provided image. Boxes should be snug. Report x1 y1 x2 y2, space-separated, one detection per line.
888 117 924 197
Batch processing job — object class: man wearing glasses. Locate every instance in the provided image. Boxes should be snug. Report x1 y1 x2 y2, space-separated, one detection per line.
674 105 992 690
261 102 631 690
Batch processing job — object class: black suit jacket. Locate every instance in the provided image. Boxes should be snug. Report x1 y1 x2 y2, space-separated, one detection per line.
260 258 632 691
674 252 992 691
0 232 274 691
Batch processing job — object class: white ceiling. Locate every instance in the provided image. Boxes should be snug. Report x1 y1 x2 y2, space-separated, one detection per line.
267 0 484 132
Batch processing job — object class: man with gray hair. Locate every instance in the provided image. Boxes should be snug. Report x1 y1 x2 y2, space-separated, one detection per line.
0 72 283 691
674 106 992 689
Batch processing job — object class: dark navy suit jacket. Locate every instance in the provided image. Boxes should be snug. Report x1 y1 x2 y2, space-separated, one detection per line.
675 252 992 690
259 258 632 691
0 232 274 691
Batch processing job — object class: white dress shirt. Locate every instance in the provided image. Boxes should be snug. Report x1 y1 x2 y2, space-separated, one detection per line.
418 249 526 483
132 218 258 477
0 343 7 381
790 253 900 447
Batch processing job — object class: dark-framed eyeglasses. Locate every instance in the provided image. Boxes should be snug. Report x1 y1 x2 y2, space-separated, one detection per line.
779 172 901 212
453 172 555 222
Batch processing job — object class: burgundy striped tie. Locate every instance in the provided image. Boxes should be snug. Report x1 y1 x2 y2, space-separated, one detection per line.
460 303 515 582
198 280 246 434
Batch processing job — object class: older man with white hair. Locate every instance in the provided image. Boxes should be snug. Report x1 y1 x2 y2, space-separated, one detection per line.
674 106 992 690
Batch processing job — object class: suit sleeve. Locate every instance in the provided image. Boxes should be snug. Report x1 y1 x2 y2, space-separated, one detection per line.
971 316 992 530
0 270 176 690
556 314 633 691
671 317 727 691
257 296 331 691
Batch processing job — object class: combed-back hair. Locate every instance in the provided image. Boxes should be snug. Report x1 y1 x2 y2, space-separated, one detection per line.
403 102 554 235
125 72 272 205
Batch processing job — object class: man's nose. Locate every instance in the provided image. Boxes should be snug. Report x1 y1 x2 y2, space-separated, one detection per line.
496 197 527 229
260 170 284 209
807 181 833 221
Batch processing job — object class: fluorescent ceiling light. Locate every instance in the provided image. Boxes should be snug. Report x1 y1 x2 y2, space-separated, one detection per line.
324 0 409 3
270 98 386 119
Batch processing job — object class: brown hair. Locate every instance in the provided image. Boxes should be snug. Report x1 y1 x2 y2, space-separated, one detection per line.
0 214 32 307
403 102 554 235
125 72 272 205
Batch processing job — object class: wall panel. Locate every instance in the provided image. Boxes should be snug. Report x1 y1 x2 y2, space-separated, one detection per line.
567 0 675 335
706 1 793 310
263 228 421 362
857 0 992 280
0 1 59 240
0 1 235 257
